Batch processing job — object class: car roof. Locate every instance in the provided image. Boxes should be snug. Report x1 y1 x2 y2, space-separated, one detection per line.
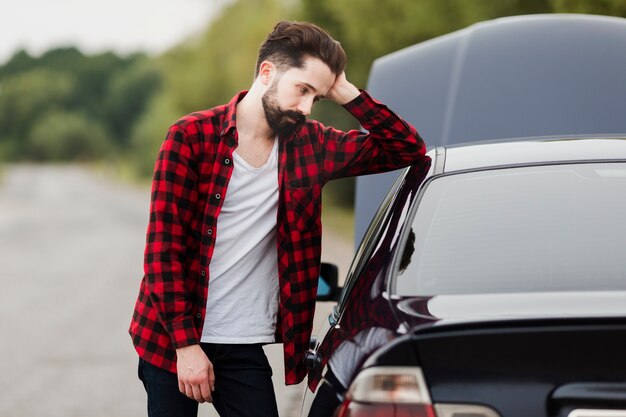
441 135 626 173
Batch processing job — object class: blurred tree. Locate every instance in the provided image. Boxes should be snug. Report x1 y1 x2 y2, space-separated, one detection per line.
34 47 85 71
103 57 162 145
129 93 183 176
453 0 551 25
550 0 626 16
0 49 37 78
26 109 113 161
0 47 157 161
72 51 135 122
0 68 76 157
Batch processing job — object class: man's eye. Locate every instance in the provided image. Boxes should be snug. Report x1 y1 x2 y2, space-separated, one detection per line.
299 86 308 94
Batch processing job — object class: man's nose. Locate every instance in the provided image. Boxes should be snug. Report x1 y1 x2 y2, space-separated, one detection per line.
296 97 314 116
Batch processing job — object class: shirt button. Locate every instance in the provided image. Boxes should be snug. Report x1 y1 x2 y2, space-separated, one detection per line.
224 158 231 165
196 313 202 319
201 270 206 277
214 193 221 200
206 229 213 235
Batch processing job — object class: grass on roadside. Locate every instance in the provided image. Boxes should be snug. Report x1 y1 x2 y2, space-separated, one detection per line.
322 189 355 243
88 157 153 189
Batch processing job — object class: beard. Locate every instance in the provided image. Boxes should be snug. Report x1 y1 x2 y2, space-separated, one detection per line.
261 82 306 137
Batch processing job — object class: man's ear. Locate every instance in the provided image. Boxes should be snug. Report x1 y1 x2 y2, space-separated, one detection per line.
258 61 275 86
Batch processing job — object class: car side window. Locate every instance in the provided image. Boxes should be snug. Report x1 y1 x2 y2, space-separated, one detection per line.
337 160 433 315
393 163 626 296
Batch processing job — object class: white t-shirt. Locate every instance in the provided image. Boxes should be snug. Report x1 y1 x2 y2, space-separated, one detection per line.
201 138 279 343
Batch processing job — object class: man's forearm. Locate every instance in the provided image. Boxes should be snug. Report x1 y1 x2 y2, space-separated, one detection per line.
327 72 361 105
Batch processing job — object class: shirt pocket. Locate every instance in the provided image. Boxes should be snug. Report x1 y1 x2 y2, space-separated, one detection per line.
288 183 322 233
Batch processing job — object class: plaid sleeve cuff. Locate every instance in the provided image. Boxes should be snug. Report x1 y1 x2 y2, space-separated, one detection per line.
342 89 392 128
166 317 200 349
344 90 404 132
342 89 369 115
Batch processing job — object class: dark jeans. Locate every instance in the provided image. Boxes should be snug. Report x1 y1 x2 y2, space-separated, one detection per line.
138 343 279 417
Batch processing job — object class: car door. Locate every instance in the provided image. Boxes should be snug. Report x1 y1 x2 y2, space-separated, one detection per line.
301 160 432 417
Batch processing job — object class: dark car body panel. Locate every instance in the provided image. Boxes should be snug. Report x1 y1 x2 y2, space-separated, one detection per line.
412 320 626 416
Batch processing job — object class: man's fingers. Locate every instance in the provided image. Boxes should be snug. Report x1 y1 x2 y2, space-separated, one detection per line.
208 366 216 392
178 381 212 403
183 383 194 400
191 384 206 403
175 345 215 402
178 379 214 403
200 381 213 402
179 379 189 397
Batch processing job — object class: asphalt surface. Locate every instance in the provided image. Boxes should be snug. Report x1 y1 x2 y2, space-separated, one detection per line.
0 164 353 417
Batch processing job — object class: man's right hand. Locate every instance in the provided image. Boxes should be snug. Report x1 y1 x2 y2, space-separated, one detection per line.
176 344 215 403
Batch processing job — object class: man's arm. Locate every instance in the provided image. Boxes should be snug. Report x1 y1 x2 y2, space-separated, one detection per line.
144 126 215 402
326 72 361 105
144 126 200 348
320 73 426 182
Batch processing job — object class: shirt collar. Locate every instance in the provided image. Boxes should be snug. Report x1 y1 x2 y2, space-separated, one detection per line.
220 90 248 138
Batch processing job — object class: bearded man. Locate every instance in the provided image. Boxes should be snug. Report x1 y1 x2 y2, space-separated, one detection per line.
129 20 427 417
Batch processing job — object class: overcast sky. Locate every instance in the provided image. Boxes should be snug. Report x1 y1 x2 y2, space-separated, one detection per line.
0 0 231 64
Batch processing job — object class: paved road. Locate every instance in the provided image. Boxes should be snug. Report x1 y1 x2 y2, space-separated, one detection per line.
0 164 353 417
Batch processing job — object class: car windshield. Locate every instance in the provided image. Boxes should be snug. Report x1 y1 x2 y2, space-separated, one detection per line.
395 162 626 296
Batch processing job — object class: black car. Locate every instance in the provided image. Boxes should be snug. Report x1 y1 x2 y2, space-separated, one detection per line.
301 136 626 417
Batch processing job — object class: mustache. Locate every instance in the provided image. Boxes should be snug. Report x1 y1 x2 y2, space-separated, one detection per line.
282 110 306 125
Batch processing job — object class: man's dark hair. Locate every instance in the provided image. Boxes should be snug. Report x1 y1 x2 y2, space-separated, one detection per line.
255 21 347 77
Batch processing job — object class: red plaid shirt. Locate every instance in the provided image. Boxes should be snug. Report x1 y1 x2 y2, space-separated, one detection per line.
129 90 426 385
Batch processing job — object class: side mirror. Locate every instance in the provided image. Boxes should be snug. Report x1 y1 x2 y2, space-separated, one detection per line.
317 262 342 302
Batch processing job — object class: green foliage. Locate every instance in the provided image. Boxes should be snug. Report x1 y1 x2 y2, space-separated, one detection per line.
26 109 113 161
0 136 19 162
0 47 161 162
0 68 76 145
0 49 37 78
551 0 626 16
128 92 183 177
72 51 139 121
103 57 162 143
